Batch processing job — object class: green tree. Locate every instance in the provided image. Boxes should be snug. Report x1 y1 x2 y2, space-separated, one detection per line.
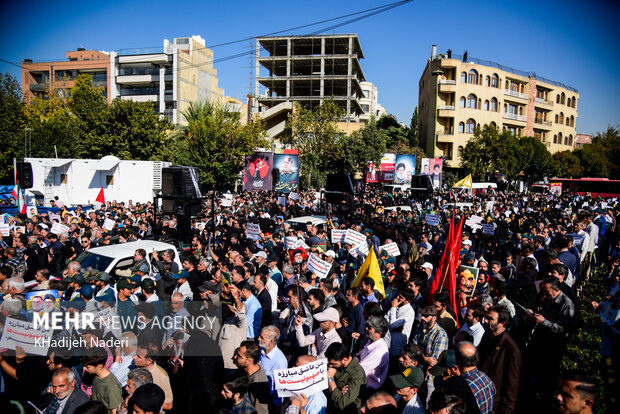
574 145 609 178
339 117 386 175
376 114 409 150
460 126 521 180
282 100 344 188
67 74 108 158
517 137 555 181
552 150 583 178
169 101 267 187
0 73 25 183
407 107 420 148
591 125 619 179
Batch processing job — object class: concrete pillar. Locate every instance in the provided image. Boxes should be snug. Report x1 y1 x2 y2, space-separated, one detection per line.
525 77 536 138
159 66 166 114
286 39 291 98
254 39 260 99
346 36 353 122
320 38 325 106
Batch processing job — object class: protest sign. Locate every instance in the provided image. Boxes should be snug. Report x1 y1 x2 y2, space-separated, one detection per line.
355 241 369 256
457 266 479 297
284 237 303 250
275 358 329 398
331 229 346 244
0 223 9 237
223 193 233 200
50 222 70 235
277 196 287 206
220 198 233 207
379 242 401 257
246 223 261 241
469 215 484 223
425 214 440 226
486 201 494 212
93 307 122 338
289 192 300 201
567 233 584 246
0 317 54 356
307 253 332 279
482 223 495 235
103 218 116 231
344 229 366 246
49 213 61 222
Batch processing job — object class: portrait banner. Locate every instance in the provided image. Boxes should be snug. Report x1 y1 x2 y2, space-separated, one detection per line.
393 154 415 185
274 154 299 193
244 152 273 191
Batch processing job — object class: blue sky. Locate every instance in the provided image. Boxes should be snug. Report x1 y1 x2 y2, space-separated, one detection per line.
1 0 618 135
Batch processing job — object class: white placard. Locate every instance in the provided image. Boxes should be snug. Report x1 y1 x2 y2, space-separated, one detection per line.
425 214 440 226
0 317 54 356
486 201 494 212
355 241 369 256
246 223 261 241
379 242 401 257
469 215 484 223
103 218 115 231
0 223 9 237
284 237 303 250
289 192 300 201
482 223 495 235
331 229 346 244
278 196 287 206
49 213 61 222
221 198 233 207
224 193 233 200
275 358 329 397
93 307 122 338
50 222 70 235
307 253 332 280
344 229 366 246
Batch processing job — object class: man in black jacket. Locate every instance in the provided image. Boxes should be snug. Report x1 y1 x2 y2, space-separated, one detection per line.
43 367 89 414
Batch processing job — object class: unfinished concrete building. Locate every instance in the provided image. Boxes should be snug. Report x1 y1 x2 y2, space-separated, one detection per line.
255 34 366 122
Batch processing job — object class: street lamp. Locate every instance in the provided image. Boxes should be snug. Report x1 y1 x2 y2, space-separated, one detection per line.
431 69 444 160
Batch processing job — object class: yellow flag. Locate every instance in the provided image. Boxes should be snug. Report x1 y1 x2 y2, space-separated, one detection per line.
453 174 473 189
351 247 385 299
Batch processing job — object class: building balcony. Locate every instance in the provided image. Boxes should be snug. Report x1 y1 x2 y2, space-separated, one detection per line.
504 89 528 100
535 97 553 106
437 129 455 142
29 83 47 91
437 106 455 118
534 119 552 129
439 80 457 93
503 112 527 122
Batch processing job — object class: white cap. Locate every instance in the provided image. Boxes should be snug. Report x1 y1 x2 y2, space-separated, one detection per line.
313 307 339 322
324 250 336 257
255 251 268 259
421 262 433 270
462 240 473 246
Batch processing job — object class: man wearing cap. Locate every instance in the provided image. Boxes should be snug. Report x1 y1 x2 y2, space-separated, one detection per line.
172 269 193 301
413 305 448 399
295 307 341 358
62 273 85 301
254 250 268 268
389 366 425 414
92 272 116 304
116 278 139 332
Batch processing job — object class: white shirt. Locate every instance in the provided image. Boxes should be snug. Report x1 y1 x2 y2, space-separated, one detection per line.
173 281 193 301
387 303 415 342
461 321 485 347
358 337 389 390
266 277 278 312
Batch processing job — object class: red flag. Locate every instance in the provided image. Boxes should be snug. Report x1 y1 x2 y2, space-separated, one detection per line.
95 188 105 204
429 211 455 298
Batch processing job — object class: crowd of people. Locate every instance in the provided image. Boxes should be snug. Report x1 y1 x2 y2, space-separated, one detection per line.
0 186 618 414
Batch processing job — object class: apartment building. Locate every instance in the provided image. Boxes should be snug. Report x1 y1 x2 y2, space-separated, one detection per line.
110 35 224 124
359 81 387 122
255 34 366 122
21 49 111 103
419 46 579 167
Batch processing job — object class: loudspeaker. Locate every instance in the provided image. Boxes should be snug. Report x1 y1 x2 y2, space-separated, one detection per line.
162 167 200 198
325 174 354 204
16 162 33 189
161 198 203 215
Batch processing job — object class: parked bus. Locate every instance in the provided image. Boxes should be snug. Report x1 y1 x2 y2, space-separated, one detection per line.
549 177 620 198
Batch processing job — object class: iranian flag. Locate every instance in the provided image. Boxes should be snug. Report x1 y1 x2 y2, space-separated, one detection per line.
15 182 26 215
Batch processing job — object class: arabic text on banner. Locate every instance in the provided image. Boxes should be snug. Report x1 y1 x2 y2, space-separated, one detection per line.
50 222 70 235
284 237 303 250
331 229 346 244
379 242 401 257
469 215 484 223
482 223 495 235
425 214 440 226
275 358 329 397
355 241 370 256
307 253 333 280
246 223 262 241
221 198 233 207
344 229 366 246
0 317 53 356
0 223 9 237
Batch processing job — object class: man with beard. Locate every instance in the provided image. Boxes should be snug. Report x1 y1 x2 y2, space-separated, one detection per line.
478 306 521 414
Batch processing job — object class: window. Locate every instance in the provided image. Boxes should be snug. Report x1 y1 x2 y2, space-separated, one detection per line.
561 92 565 105
555 114 559 123
467 94 477 109
490 98 498 112
558 132 563 144
106 175 114 185
491 74 499 88
556 95 560 104
568 135 573 146
507 104 518 115
461 72 467 83
559 112 564 124
457 146 464 158
485 76 490 87
509 81 520 92
484 100 489 111
362 90 369 98
459 122 465 133
466 118 476 133
570 115 574 127
468 69 478 84
553 134 558 144
489 121 497 129
459 96 466 108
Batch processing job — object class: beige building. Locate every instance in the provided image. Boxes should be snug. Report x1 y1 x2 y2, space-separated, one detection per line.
419 46 579 167
110 35 224 124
